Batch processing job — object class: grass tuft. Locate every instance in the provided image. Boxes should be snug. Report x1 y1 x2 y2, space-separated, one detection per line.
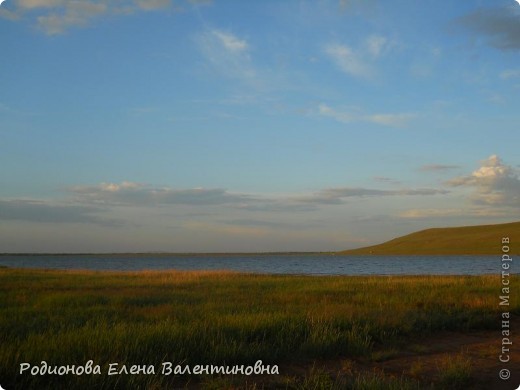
436 353 473 389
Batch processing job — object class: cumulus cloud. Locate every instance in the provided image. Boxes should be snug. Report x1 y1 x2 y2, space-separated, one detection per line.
318 103 414 128
446 155 520 207
458 7 520 50
3 0 174 34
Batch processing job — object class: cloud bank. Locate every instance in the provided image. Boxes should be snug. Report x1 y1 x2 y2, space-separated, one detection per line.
0 181 452 226
295 187 448 206
70 182 253 206
0 199 109 224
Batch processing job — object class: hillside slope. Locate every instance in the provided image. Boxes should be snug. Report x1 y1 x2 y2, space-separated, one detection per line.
340 221 520 255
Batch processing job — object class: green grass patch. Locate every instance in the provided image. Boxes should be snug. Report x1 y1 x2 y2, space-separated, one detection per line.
0 269 516 389
436 354 473 389
340 220 520 255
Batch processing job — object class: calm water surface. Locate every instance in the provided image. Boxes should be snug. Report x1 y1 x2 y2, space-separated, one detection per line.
0 254 514 275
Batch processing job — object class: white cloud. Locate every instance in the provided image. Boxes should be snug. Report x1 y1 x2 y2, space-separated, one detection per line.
367 113 415 127
318 103 356 123
212 30 248 53
318 103 415 128
366 35 387 57
324 43 372 79
197 29 259 86
324 34 395 79
98 181 142 192
446 155 520 207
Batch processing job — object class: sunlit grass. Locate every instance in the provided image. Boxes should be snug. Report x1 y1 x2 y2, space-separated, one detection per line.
436 353 473 389
0 268 516 389
340 220 520 255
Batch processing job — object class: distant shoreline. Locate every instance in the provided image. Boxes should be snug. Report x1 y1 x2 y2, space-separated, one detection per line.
0 252 335 257
0 252 504 257
3 221 519 257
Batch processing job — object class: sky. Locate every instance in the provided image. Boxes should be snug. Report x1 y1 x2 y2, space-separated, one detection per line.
0 0 519 253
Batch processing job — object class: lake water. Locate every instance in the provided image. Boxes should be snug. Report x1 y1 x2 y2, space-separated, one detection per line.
0 254 515 275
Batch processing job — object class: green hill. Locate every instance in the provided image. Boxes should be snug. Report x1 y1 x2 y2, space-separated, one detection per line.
340 221 520 255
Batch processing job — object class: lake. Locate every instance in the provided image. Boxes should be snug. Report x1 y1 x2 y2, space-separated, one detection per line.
0 254 514 275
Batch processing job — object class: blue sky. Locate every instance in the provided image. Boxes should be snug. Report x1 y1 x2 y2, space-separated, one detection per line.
1 0 519 252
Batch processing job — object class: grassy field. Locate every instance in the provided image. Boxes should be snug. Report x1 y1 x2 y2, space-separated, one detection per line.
339 221 520 255
0 268 518 389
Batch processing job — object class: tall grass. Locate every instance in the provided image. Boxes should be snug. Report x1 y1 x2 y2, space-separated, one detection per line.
436 354 473 389
0 269 516 389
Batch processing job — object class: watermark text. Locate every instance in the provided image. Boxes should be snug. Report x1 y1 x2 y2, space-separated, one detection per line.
19 360 279 377
499 236 512 381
